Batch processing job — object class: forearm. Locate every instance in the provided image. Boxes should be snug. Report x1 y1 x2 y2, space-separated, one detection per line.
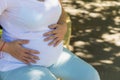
0 39 6 51
57 1 67 24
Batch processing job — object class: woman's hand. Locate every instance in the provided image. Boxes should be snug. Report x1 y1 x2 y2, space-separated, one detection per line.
43 23 67 47
3 40 40 65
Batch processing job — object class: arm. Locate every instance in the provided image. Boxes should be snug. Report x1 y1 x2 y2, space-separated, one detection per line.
57 0 67 25
0 0 8 51
43 0 68 47
0 39 5 52
0 39 40 64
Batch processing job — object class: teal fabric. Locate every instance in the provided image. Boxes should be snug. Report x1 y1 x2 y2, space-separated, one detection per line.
0 48 100 80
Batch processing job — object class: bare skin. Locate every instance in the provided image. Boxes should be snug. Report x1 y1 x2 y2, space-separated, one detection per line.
43 0 67 47
1 39 40 65
0 0 67 64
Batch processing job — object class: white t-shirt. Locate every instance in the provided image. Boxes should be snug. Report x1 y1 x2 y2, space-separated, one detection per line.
0 0 63 71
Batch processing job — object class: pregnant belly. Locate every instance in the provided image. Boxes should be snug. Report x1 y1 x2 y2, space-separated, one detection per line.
2 36 63 67
23 38 63 66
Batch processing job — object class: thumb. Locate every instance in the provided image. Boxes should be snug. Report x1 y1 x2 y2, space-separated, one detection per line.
16 40 29 45
48 24 58 29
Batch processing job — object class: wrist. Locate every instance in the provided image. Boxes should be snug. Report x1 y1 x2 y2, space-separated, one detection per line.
2 42 9 52
57 21 66 25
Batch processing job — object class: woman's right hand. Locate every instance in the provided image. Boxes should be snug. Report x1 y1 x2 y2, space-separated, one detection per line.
3 40 40 65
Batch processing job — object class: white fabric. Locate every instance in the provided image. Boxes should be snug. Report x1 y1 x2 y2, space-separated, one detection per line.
0 0 63 71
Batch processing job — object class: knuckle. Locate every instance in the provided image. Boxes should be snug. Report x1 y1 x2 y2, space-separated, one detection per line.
22 48 28 53
24 53 29 57
27 50 31 53
29 54 34 58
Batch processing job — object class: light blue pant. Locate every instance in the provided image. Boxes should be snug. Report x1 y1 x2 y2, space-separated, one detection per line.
0 48 100 80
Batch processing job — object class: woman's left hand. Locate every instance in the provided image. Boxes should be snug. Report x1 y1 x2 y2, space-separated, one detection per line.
43 23 67 47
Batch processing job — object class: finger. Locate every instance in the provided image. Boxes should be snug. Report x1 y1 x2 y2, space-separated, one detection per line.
26 49 40 54
23 56 36 63
48 38 58 46
44 35 56 42
48 24 58 29
54 40 62 47
32 55 40 60
53 38 60 47
16 40 29 45
25 53 40 60
43 31 51 36
21 58 30 64
43 30 56 36
27 57 36 63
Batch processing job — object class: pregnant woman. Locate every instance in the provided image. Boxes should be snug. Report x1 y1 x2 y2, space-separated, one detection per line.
0 0 100 80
